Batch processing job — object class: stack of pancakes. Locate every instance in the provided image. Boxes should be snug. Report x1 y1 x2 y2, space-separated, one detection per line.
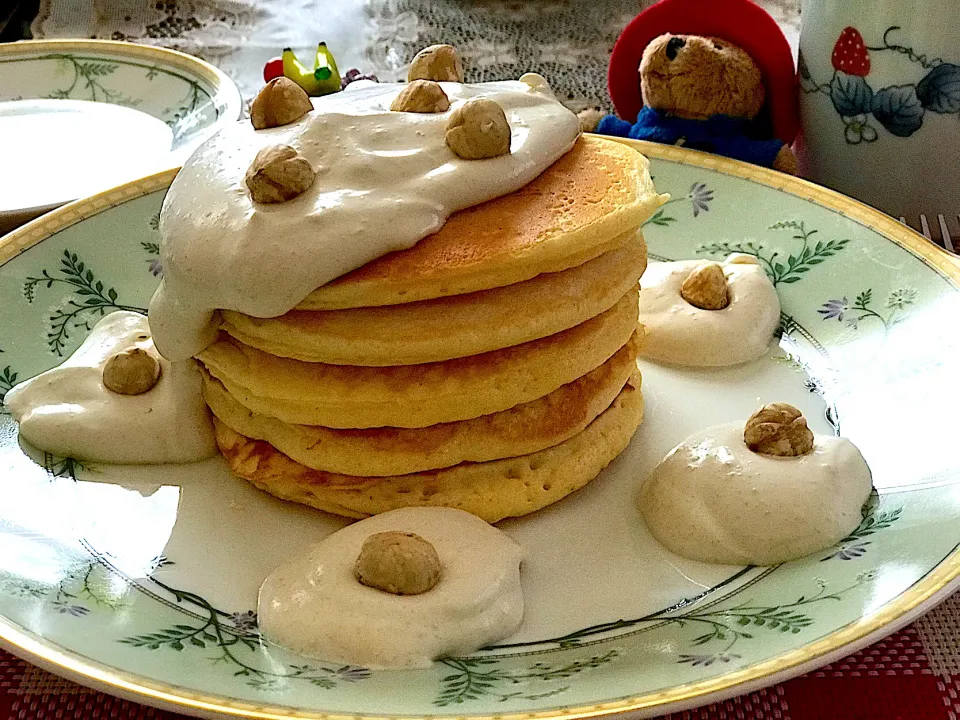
197 136 663 522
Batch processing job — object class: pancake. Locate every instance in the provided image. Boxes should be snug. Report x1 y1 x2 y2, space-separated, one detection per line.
297 136 666 310
212 373 643 522
220 234 646 365
202 336 639 476
198 286 640 429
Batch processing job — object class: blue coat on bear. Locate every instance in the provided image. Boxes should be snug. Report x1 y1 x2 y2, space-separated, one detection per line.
597 107 784 169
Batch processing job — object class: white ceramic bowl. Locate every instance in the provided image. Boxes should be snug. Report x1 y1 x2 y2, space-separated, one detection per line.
0 39 242 232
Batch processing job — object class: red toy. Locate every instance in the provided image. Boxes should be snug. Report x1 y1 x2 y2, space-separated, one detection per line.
263 56 284 83
607 0 799 145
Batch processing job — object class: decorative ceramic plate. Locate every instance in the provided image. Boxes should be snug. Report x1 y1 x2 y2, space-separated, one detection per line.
0 40 242 232
1 140 959 719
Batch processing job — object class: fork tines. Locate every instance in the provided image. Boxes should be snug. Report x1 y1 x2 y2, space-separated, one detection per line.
900 214 958 254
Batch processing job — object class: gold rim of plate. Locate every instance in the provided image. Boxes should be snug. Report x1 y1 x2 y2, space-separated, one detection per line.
1 138 959 719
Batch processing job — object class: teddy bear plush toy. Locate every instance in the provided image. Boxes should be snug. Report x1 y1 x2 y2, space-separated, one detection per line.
587 33 797 174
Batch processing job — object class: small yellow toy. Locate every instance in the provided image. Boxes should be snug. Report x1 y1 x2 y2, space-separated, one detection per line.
276 43 342 97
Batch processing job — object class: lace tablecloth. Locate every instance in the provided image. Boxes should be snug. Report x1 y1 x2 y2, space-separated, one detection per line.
16 3 957 719
31 0 799 110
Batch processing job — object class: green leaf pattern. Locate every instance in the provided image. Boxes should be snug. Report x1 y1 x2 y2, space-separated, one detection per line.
118 577 370 691
0 53 215 127
696 220 851 286
23 250 146 356
0 365 19 412
436 652 619 706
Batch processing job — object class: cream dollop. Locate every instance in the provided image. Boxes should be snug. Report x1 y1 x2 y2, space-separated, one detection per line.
258 507 524 668
638 422 873 565
5 311 216 464
151 78 580 361
640 255 780 366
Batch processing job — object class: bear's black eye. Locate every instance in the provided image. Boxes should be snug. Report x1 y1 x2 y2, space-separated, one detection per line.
665 36 686 60
713 42 723 50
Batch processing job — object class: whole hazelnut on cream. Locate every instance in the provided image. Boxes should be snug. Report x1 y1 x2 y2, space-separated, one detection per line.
102 347 161 395
245 144 315 203
407 44 464 83
249 77 312 130
354 531 442 595
445 98 511 159
744 403 815 457
390 80 450 113
680 262 729 310
639 406 873 565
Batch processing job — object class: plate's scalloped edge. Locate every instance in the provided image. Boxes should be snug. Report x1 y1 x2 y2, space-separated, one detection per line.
1 142 960 720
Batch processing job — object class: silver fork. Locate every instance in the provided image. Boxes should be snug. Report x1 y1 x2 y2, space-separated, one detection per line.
900 214 959 253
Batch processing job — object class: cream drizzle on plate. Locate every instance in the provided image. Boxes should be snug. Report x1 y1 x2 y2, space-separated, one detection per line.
5 311 216 464
150 76 581 361
258 507 524 668
638 422 873 565
640 255 780 366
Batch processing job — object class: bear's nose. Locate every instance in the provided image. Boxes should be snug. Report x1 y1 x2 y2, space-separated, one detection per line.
665 36 686 61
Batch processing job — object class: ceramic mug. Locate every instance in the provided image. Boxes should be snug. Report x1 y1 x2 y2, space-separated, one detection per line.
796 0 960 222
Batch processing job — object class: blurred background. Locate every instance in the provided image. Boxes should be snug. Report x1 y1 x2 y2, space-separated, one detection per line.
0 0 799 109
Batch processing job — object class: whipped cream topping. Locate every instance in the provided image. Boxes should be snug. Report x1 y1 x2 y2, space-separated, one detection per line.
5 311 216 464
640 255 780 366
151 77 581 361
258 507 524 668
638 422 872 565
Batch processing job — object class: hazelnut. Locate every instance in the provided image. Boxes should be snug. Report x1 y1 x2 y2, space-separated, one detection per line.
680 262 729 310
725 253 761 266
249 77 312 130
408 44 464 83
390 80 450 113
744 403 815 457
445 98 511 160
245 145 315 203
519 72 549 91
102 348 161 395
577 107 605 133
354 531 441 595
